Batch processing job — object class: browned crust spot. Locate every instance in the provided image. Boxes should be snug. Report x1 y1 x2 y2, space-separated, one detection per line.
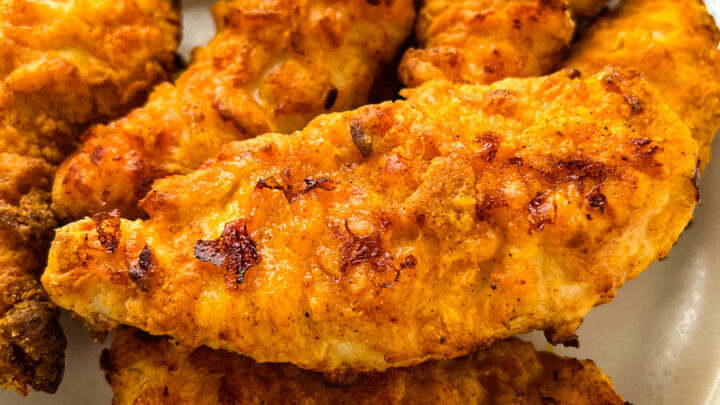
91 209 121 252
338 220 415 287
255 176 337 203
475 131 499 162
128 244 153 291
528 192 555 231
194 219 260 288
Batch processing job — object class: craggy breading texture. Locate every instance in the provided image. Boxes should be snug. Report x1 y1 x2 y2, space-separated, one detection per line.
103 328 626 405
0 0 180 394
563 0 720 168
398 0 575 87
43 67 699 373
52 0 416 220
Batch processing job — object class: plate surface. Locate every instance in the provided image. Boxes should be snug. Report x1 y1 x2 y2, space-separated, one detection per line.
3 0 720 403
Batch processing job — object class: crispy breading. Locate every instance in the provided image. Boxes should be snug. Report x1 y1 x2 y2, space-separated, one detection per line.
0 0 180 394
51 0 415 220
42 67 698 372
563 0 720 168
103 328 626 405
398 0 575 87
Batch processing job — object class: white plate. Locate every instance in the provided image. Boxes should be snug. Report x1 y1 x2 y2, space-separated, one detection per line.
3 0 720 403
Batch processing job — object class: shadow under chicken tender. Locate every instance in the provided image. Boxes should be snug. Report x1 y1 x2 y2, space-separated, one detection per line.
563 0 720 168
52 0 416 220
43 67 698 373
0 0 180 394
103 328 626 405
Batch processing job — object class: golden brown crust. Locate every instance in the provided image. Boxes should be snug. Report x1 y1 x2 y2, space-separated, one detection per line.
398 0 575 87
103 328 625 405
563 0 720 168
43 67 698 372
52 0 416 220
0 0 181 164
0 0 180 394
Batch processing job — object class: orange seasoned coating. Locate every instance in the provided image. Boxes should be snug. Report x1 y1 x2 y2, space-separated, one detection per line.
563 0 720 168
43 67 698 373
52 0 416 220
0 0 180 394
398 0 575 87
0 0 180 165
103 329 626 405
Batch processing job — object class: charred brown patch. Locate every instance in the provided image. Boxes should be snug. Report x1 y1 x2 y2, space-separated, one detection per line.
338 220 413 288
476 194 507 222
544 320 581 347
89 146 105 164
255 176 337 203
624 93 644 114
401 255 417 269
475 131 498 162
340 220 393 272
586 186 607 213
508 157 523 166
600 70 644 114
300 177 337 199
128 245 153 291
629 138 662 167
349 120 373 157
544 327 579 348
528 192 555 231
541 396 558 405
542 159 606 186
92 210 121 252
630 138 651 147
324 87 338 110
565 68 581 79
194 219 260 288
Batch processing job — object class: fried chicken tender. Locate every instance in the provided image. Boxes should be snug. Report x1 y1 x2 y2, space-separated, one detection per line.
42 67 699 372
0 0 180 394
103 328 626 405
52 0 415 220
398 0 575 87
563 0 720 168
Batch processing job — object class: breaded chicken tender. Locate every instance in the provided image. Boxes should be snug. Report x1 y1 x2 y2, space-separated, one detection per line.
52 0 415 220
103 328 626 405
0 0 180 394
398 0 575 87
563 0 720 168
43 67 698 372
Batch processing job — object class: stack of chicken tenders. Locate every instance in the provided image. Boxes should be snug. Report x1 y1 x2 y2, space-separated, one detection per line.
0 0 718 402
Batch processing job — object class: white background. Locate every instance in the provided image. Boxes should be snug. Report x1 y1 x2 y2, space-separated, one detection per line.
3 0 720 403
